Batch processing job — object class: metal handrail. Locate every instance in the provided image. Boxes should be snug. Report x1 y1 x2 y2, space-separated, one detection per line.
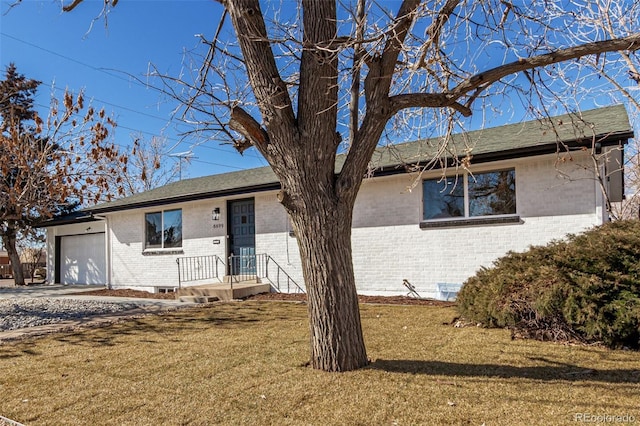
177 253 304 294
227 253 305 293
176 255 225 289
264 255 305 293
228 253 267 287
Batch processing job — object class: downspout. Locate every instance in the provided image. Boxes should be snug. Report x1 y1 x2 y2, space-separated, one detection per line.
46 226 55 284
91 213 111 289
590 142 609 225
594 158 608 224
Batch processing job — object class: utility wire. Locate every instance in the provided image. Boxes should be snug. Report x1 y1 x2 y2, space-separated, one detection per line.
2 32 144 87
31 102 255 171
5 32 267 168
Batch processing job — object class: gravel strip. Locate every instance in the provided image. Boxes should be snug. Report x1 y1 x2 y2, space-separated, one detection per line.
0 298 140 332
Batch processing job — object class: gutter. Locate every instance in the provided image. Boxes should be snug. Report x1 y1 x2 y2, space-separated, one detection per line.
369 132 632 177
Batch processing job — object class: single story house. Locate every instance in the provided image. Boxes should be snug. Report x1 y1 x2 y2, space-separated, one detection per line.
42 105 633 298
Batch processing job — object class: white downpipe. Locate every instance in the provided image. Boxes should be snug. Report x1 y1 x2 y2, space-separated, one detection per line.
91 214 111 289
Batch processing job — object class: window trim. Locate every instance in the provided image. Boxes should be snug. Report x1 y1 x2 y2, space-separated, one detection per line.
421 168 519 227
143 208 183 253
419 214 522 229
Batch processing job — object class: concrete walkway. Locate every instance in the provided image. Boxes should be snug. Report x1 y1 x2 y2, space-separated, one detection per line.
0 282 188 308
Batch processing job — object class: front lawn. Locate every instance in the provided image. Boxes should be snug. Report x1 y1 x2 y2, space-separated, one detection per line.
1 301 638 425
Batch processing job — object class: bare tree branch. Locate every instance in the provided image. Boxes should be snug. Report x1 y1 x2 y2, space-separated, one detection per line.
349 0 366 147
450 34 640 103
228 106 269 153
338 0 421 201
413 0 461 70
225 0 296 146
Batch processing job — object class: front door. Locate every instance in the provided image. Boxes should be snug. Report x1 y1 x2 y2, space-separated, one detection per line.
228 198 256 275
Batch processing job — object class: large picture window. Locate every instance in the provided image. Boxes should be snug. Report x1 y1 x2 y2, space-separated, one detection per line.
145 209 182 249
423 169 516 221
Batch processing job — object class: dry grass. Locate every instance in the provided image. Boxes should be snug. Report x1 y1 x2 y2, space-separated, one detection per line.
0 301 639 425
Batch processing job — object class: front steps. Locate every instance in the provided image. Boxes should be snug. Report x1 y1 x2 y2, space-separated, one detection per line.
176 277 271 302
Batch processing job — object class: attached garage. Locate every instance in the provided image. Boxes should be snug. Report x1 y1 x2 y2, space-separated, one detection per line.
56 232 106 285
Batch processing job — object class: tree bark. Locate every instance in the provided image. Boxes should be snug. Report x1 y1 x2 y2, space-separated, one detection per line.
1 225 24 286
288 190 368 372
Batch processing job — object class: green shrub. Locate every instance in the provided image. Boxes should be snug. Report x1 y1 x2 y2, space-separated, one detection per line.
457 220 640 349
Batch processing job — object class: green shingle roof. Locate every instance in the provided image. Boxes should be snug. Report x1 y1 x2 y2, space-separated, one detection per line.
370 104 632 171
91 165 280 213
78 104 635 215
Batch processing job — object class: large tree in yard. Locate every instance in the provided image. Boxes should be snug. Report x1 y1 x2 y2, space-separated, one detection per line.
0 64 124 285
62 0 640 371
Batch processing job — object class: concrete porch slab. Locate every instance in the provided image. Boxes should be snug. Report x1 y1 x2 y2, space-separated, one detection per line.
176 282 271 302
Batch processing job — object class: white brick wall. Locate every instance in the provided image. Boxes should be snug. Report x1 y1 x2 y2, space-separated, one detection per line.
83 151 605 295
350 152 602 297
107 200 229 291
251 152 602 296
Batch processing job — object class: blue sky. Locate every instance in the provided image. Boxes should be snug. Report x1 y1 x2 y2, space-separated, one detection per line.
1 0 269 179
1 1 633 183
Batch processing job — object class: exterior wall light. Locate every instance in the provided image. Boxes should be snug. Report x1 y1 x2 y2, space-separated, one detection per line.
212 207 221 221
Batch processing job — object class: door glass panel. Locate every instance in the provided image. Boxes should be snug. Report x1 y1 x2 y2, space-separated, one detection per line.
229 200 256 274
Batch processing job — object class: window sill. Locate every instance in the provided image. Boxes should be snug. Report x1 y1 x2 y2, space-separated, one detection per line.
419 215 522 229
142 249 184 256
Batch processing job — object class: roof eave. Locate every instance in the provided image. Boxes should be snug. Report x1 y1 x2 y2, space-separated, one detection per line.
89 181 282 215
36 214 103 229
372 131 633 177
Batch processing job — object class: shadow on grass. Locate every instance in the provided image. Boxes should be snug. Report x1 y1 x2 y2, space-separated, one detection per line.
0 348 39 359
0 302 307 356
369 359 640 384
50 306 293 347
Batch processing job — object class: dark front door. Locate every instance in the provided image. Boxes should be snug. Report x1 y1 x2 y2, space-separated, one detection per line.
228 198 256 274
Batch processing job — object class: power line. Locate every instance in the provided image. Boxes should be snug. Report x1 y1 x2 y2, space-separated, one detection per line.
30 101 255 167
33 99 259 159
24 104 251 171
2 32 143 87
191 158 251 170
33 78 197 135
5 32 210 137
4 31 267 169
38 80 175 124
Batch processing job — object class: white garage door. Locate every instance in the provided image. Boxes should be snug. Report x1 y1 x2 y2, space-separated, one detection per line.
61 233 106 285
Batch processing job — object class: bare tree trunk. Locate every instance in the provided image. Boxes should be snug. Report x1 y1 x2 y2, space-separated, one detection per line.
289 192 368 372
1 227 24 286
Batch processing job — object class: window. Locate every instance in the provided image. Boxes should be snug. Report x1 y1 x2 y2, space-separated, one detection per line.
423 169 516 221
145 209 182 249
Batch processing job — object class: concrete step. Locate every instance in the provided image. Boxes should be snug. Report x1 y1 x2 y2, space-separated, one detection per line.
178 295 220 303
176 282 271 302
222 275 261 284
